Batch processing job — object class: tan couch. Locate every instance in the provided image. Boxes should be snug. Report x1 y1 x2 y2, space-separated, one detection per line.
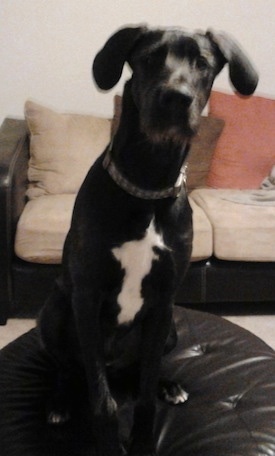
15 96 275 264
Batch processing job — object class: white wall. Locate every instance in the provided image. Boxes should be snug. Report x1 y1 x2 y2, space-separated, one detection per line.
1 0 275 124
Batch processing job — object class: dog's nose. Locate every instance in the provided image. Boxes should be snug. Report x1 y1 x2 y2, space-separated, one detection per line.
159 88 193 111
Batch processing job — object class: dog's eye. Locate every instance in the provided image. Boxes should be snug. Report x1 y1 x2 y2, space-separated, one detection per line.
196 56 209 70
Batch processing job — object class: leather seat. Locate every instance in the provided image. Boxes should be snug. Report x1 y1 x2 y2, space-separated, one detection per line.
1 307 275 456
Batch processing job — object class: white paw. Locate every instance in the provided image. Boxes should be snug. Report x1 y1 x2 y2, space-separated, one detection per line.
47 410 70 425
159 381 189 405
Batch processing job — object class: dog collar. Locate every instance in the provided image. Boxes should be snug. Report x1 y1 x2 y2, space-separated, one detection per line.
103 144 188 200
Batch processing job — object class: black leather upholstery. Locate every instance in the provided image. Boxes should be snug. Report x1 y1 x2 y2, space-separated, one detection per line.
1 307 275 456
0 118 29 323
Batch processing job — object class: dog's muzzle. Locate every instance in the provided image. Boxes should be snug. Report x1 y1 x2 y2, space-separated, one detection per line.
159 87 194 112
140 86 198 143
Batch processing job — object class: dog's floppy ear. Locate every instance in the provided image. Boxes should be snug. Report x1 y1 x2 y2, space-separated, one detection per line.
93 26 146 90
206 30 259 96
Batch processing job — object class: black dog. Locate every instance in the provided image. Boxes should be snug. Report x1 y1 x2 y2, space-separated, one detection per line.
38 25 258 456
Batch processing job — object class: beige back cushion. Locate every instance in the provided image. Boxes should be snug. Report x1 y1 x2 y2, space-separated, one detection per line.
25 100 111 199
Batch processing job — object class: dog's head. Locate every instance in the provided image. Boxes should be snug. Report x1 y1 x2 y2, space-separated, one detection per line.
93 25 258 145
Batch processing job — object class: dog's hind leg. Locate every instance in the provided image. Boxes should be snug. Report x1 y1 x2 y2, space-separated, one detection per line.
38 280 77 425
46 370 73 425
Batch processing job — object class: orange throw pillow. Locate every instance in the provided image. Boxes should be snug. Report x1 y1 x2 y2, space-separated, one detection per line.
207 91 275 189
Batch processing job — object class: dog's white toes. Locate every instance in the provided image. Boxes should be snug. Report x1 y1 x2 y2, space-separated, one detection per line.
159 381 189 405
175 387 189 404
165 388 189 405
47 410 70 425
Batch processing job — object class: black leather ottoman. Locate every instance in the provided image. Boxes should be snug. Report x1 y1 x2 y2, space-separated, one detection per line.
1 307 275 456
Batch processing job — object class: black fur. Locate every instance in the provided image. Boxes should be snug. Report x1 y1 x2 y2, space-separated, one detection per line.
39 25 258 456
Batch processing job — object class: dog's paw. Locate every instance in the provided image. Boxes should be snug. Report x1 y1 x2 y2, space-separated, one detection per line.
128 448 156 456
47 410 70 425
158 380 188 405
119 443 127 456
129 453 156 456
128 445 156 456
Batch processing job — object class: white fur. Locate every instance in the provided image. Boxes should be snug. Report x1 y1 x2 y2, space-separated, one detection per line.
165 53 192 92
112 219 166 325
166 52 188 75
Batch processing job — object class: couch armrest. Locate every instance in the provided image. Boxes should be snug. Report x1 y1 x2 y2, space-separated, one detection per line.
0 118 29 321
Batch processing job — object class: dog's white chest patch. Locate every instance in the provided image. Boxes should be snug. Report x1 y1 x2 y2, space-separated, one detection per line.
112 220 165 325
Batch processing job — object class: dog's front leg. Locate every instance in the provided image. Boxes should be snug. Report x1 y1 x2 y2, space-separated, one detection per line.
129 303 173 456
72 289 121 456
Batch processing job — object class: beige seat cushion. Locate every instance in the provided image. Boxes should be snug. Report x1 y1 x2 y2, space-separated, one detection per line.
15 195 213 264
191 188 275 261
189 197 213 261
15 194 76 264
25 100 111 199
